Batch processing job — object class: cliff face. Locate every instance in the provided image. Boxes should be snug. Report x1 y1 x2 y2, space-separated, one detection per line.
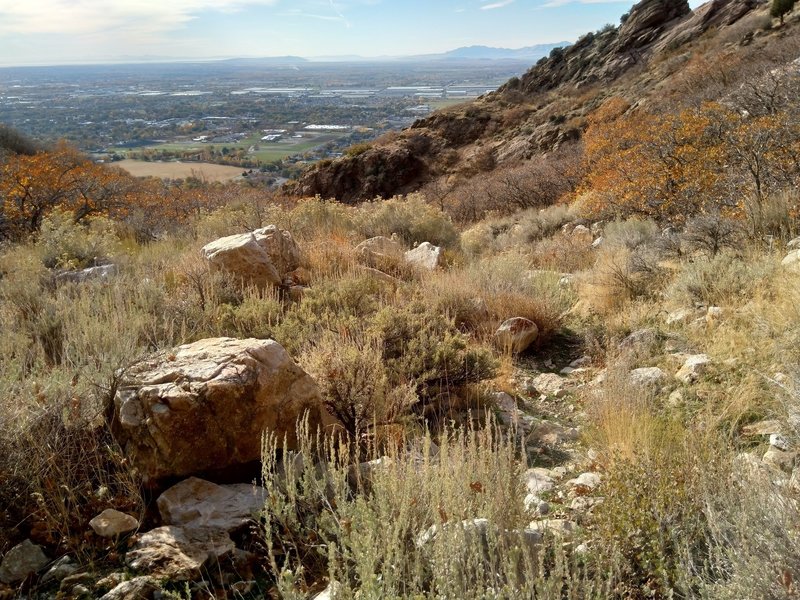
286 0 767 203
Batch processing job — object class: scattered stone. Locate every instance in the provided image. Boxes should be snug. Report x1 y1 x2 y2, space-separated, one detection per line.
741 419 784 437
666 308 697 326
493 392 521 427
494 318 539 354
112 337 338 481
41 556 77 584
522 468 556 496
570 496 603 512
524 495 550 515
405 242 442 270
706 306 723 323
571 225 593 245
629 367 669 389
566 472 601 493
619 328 658 352
56 264 118 285
0 539 49 584
157 477 268 532
529 421 579 446
771 434 791 452
591 236 604 249
558 275 573 288
99 576 159 600
355 236 404 262
313 581 342 600
201 225 301 288
95 573 125 594
675 354 711 384
528 373 567 398
527 519 576 537
90 509 139 538
72 584 91 597
126 526 234 580
787 237 800 251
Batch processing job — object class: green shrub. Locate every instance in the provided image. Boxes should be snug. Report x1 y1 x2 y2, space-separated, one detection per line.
37 210 120 270
356 193 460 249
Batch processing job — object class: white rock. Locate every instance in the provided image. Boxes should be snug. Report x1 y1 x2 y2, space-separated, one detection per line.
566 472 601 491
591 236 604 249
787 237 800 251
522 468 556 495
527 519 576 537
782 249 800 270
629 367 669 389
89 509 139 538
201 225 300 288
405 242 442 270
157 477 268 532
0 539 49 584
528 373 567 398
112 337 339 481
56 264 118 284
771 434 791 451
675 354 711 384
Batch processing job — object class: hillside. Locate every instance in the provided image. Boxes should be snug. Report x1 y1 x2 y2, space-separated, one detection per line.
1 0 800 598
287 0 797 210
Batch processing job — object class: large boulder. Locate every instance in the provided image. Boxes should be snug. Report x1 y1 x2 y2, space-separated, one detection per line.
201 225 301 288
112 337 338 481
355 236 405 263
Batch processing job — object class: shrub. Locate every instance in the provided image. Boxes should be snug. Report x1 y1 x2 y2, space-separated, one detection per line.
37 210 120 270
356 193 459 249
261 423 608 599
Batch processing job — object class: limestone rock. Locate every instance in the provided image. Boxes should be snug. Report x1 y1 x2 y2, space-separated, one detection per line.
522 468 556 496
89 509 139 538
99 576 158 600
771 434 791 452
494 318 538 354
528 373 567 398
201 225 300 288
566 472 601 493
675 354 711 384
527 519 576 537
741 419 784 437
157 477 268 532
0 540 49 584
56 264 118 285
788 237 800 251
782 249 800 270
629 367 669 389
763 448 796 473
620 328 659 351
125 526 234 580
571 224 593 245
529 420 579 446
113 337 338 481
405 242 442 270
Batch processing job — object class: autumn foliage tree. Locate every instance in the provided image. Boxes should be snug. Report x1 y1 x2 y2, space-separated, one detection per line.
581 95 800 231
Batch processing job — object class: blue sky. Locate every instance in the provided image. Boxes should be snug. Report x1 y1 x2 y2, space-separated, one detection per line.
0 0 705 66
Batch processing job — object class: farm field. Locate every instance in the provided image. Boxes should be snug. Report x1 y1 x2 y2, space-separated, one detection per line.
115 159 245 181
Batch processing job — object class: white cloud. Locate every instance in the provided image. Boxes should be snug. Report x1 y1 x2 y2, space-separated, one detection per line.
0 0 280 36
481 0 514 9
540 0 627 7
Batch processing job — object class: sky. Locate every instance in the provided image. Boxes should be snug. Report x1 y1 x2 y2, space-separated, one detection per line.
0 0 706 67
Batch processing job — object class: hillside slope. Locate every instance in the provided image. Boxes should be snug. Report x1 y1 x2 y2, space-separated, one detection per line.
286 0 796 205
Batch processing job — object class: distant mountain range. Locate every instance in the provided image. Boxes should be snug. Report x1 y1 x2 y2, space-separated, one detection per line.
415 43 571 61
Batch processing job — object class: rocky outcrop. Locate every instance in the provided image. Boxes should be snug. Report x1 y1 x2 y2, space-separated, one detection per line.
287 144 428 204
201 225 300 288
112 337 338 481
285 0 761 204
405 242 442 270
